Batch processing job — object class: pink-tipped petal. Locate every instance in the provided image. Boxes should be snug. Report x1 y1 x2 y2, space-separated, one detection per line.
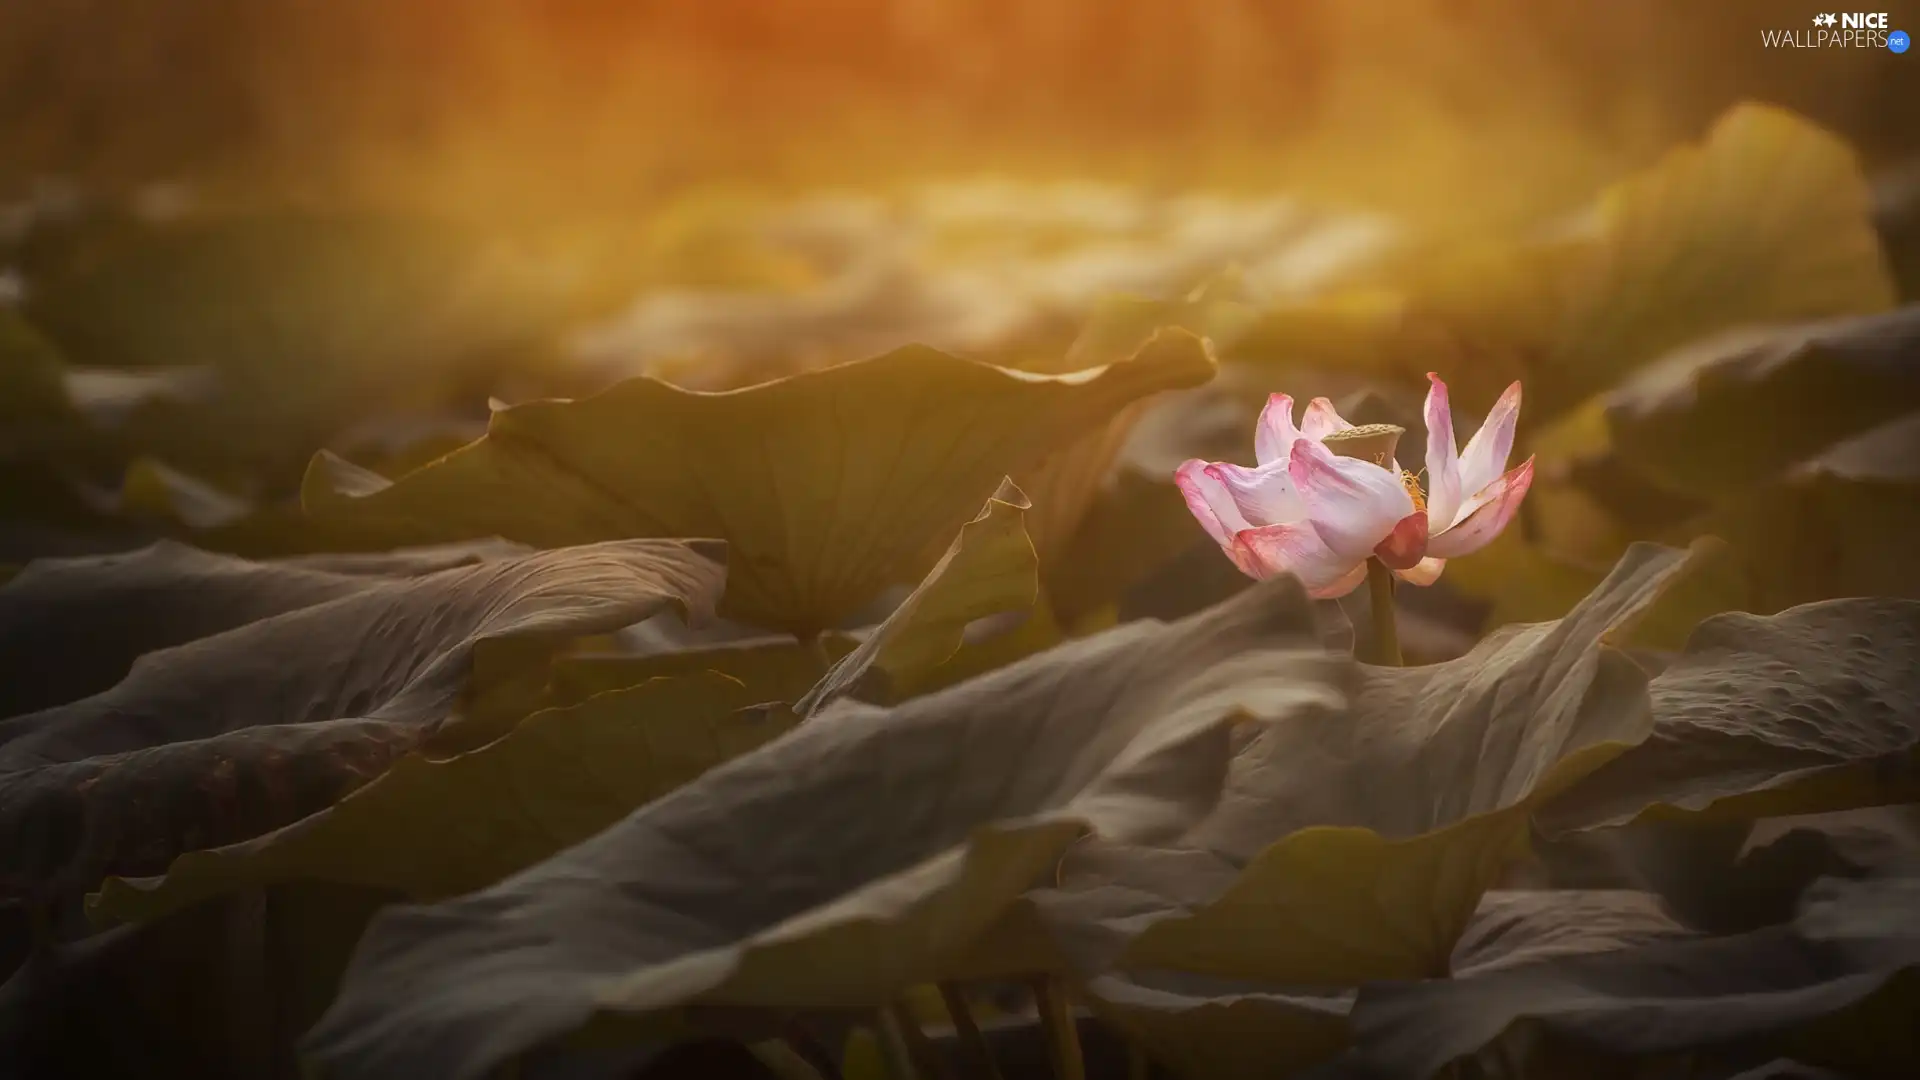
1301 397 1356 442
1289 437 1417 564
1392 556 1447 587
1254 393 1302 467
1427 456 1535 559
1204 460 1305 528
1456 380 1522 498
1373 511 1430 570
1423 372 1464 531
1312 562 1371 599
1175 459 1250 549
1230 522 1362 594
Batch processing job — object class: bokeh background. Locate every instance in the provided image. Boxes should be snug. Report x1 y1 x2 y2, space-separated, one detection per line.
5 0 1915 219
3 0 1917 583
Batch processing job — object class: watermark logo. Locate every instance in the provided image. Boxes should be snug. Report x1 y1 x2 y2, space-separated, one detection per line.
1763 11 1908 48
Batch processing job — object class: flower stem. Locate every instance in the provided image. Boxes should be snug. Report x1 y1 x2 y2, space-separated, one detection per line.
875 1004 924 1080
1363 557 1403 667
1027 976 1085 1080
782 1021 846 1080
938 982 1005 1080
887 999 955 1080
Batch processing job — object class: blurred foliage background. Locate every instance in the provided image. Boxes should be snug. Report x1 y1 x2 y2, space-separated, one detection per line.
3 0 1915 222
3 0 1918 585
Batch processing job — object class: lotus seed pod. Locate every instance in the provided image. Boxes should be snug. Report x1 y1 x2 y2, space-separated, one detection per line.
1321 422 1405 468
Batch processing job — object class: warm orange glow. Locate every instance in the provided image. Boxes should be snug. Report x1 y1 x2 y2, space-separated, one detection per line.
3 0 1913 227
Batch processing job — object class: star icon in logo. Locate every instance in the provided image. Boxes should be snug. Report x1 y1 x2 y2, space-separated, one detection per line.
1812 12 1837 25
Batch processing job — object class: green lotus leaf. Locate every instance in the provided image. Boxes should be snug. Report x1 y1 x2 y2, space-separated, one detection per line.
1080 970 1352 1080
262 541 530 577
1008 287 1238 571
1537 596 1920 834
1010 277 1258 581
1325 876 1920 1079
1536 103 1897 415
1460 409 1920 639
1575 807 1920 938
1446 889 1698 977
299 574 1334 1080
0 539 726 902
1044 467 1221 630
550 639 850 710
1071 889 1695 1080
544 479 1038 709
1603 307 1920 501
798 477 1037 713
89 671 783 924
0 540 507 718
1024 543 1710 992
2 539 529 726
1700 411 1920 614
302 330 1215 635
1382 104 1896 422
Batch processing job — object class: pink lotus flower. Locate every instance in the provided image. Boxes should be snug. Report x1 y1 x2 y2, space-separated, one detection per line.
1175 373 1534 599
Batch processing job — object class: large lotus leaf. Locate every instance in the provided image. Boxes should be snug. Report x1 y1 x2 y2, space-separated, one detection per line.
1025 543 1707 989
0 540 520 718
1580 807 1920 938
1079 969 1352 1080
298 575 1336 1080
797 478 1037 713
0 539 726 902
549 638 853 712
1697 411 1920 615
265 541 531 577
1603 307 1920 500
1325 874 1920 1079
544 480 1038 710
301 330 1214 634
999 840 1355 1079
1470 402 1920 632
1473 411 1920 647
1537 598 1920 835
1054 279 1260 379
1537 104 1896 414
1446 530 1747 650
89 672 785 924
1046 469 1227 629
1383 104 1895 422
1008 281 1257 575
1013 408 1144 583
1446 889 1698 977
